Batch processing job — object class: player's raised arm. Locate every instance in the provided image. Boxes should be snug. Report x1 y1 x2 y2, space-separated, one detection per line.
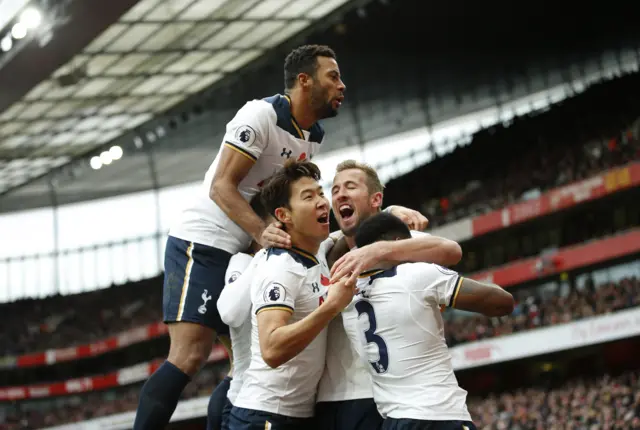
210 105 290 249
331 219 462 282
255 271 354 369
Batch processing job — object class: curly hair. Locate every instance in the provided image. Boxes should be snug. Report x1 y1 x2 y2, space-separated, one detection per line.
284 44 337 91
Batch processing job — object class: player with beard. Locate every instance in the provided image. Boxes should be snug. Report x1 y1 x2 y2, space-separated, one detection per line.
133 44 346 430
135 43 426 430
314 160 463 430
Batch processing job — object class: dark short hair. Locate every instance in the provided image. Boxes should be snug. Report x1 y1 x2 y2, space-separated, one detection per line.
249 192 271 221
261 160 322 217
284 44 337 91
355 212 411 248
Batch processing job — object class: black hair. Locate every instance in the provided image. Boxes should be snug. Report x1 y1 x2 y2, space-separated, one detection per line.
249 192 271 221
355 212 411 248
260 159 322 218
284 44 337 91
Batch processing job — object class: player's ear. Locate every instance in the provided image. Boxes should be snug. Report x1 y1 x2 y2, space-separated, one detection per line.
369 191 383 210
298 72 312 90
274 207 291 224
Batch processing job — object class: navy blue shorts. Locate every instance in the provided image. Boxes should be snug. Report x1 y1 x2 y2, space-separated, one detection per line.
162 236 232 336
314 399 383 430
228 406 313 430
382 419 477 430
221 398 233 430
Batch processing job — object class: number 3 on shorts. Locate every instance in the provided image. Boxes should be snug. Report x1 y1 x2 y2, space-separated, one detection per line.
355 300 389 374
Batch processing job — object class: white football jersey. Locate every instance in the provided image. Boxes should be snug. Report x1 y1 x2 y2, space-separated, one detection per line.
233 246 331 418
317 230 427 402
345 262 471 421
217 251 264 404
169 94 325 254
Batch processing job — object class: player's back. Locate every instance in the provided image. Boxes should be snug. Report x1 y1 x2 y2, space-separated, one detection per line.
348 262 471 422
169 94 325 254
233 247 329 418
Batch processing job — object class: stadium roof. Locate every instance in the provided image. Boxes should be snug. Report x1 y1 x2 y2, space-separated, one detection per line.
0 0 360 202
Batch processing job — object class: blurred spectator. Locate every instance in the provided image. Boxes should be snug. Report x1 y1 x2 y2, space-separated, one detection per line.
0 363 228 430
446 276 640 347
0 276 163 356
469 371 640 429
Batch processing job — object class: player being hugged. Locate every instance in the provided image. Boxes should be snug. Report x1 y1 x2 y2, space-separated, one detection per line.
228 160 355 430
348 212 514 430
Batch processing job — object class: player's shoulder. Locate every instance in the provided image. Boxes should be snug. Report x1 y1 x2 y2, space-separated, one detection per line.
234 98 277 123
397 261 457 278
262 247 317 276
262 94 324 144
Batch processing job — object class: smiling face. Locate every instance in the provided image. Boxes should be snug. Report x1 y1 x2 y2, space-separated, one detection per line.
331 168 383 237
276 176 330 243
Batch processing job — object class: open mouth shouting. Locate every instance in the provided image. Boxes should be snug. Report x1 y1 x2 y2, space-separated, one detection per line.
338 203 355 224
317 211 330 226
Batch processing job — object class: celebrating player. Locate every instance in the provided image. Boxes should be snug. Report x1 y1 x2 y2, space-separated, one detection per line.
315 160 463 430
132 44 343 429
347 212 514 430
227 160 355 429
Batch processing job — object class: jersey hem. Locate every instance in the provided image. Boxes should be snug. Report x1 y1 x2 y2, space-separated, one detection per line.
232 400 314 418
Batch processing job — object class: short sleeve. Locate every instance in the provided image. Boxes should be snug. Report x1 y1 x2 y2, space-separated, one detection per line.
222 101 272 162
409 230 431 238
417 263 464 308
218 252 260 328
253 268 304 315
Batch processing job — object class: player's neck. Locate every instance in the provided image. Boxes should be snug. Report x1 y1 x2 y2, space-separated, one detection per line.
288 231 322 257
287 90 316 130
345 235 357 250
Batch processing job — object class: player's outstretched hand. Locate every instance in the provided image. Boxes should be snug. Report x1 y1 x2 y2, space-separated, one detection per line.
259 221 291 249
388 206 429 231
330 243 384 284
326 276 357 311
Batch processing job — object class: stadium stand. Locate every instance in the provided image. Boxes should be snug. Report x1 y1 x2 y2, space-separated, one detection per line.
2 69 640 428
468 370 640 429
2 0 640 429
383 74 640 229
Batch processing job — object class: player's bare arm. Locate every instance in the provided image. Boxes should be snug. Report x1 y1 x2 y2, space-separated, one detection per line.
210 147 291 248
330 234 462 283
451 277 514 317
257 277 355 368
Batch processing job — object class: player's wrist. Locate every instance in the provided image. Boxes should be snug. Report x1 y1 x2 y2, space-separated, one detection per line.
322 297 345 316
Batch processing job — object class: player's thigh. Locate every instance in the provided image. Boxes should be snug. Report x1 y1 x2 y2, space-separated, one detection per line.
162 236 232 336
382 419 477 430
221 399 234 430
313 402 339 430
228 407 312 430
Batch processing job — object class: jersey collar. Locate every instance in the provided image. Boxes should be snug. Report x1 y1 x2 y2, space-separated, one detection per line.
263 94 324 143
358 267 398 283
268 246 319 269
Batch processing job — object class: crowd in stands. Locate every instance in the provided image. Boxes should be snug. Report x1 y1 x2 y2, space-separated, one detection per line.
1 276 162 356
0 363 227 430
445 276 640 347
384 73 640 227
468 370 640 429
